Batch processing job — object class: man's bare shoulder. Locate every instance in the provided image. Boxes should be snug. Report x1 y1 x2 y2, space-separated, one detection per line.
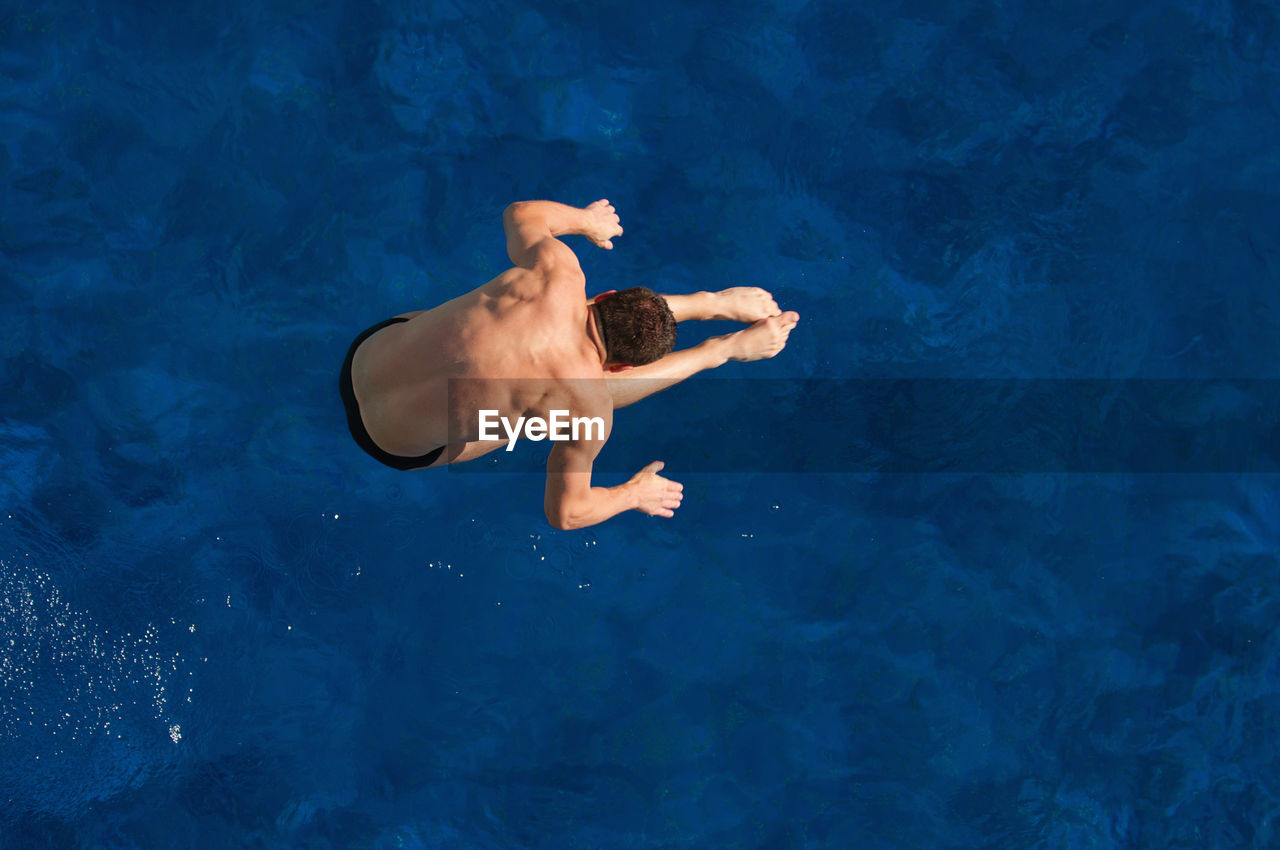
527 237 585 280
480 255 584 302
552 358 612 414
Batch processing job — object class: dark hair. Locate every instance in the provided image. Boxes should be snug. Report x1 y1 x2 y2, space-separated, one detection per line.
594 287 676 366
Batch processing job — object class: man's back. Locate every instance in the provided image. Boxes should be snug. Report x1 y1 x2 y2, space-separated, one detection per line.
349 261 598 458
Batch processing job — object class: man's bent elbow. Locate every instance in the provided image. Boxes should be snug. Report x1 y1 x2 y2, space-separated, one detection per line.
545 500 580 531
503 201 532 223
547 493 600 530
545 508 580 531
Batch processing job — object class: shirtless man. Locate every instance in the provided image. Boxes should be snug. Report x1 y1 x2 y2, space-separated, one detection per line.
339 199 800 530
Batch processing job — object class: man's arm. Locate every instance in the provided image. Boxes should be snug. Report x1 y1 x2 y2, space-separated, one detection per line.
542 401 682 529
503 199 622 269
545 448 683 530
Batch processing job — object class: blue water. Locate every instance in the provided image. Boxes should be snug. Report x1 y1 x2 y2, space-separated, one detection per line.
3 0 1279 847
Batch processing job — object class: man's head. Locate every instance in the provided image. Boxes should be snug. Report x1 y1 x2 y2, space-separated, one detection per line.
592 287 676 368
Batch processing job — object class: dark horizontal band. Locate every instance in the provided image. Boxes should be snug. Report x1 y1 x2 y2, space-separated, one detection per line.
446 378 1280 474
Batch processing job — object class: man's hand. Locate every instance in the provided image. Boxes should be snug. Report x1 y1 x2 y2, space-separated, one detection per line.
722 312 800 361
582 199 623 250
628 460 683 518
711 286 780 322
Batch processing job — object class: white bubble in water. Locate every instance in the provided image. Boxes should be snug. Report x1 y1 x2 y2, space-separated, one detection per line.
0 555 184 811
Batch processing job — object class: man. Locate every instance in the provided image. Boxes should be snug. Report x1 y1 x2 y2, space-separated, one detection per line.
339 199 800 529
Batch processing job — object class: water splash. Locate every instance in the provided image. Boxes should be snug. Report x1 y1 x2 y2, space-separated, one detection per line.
0 554 184 817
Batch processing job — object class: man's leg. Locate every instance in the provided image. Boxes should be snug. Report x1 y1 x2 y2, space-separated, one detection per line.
661 287 779 323
662 292 718 322
606 310 798 409
606 343 727 409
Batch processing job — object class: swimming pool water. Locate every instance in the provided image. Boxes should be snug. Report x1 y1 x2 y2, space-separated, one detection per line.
3 0 1279 847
